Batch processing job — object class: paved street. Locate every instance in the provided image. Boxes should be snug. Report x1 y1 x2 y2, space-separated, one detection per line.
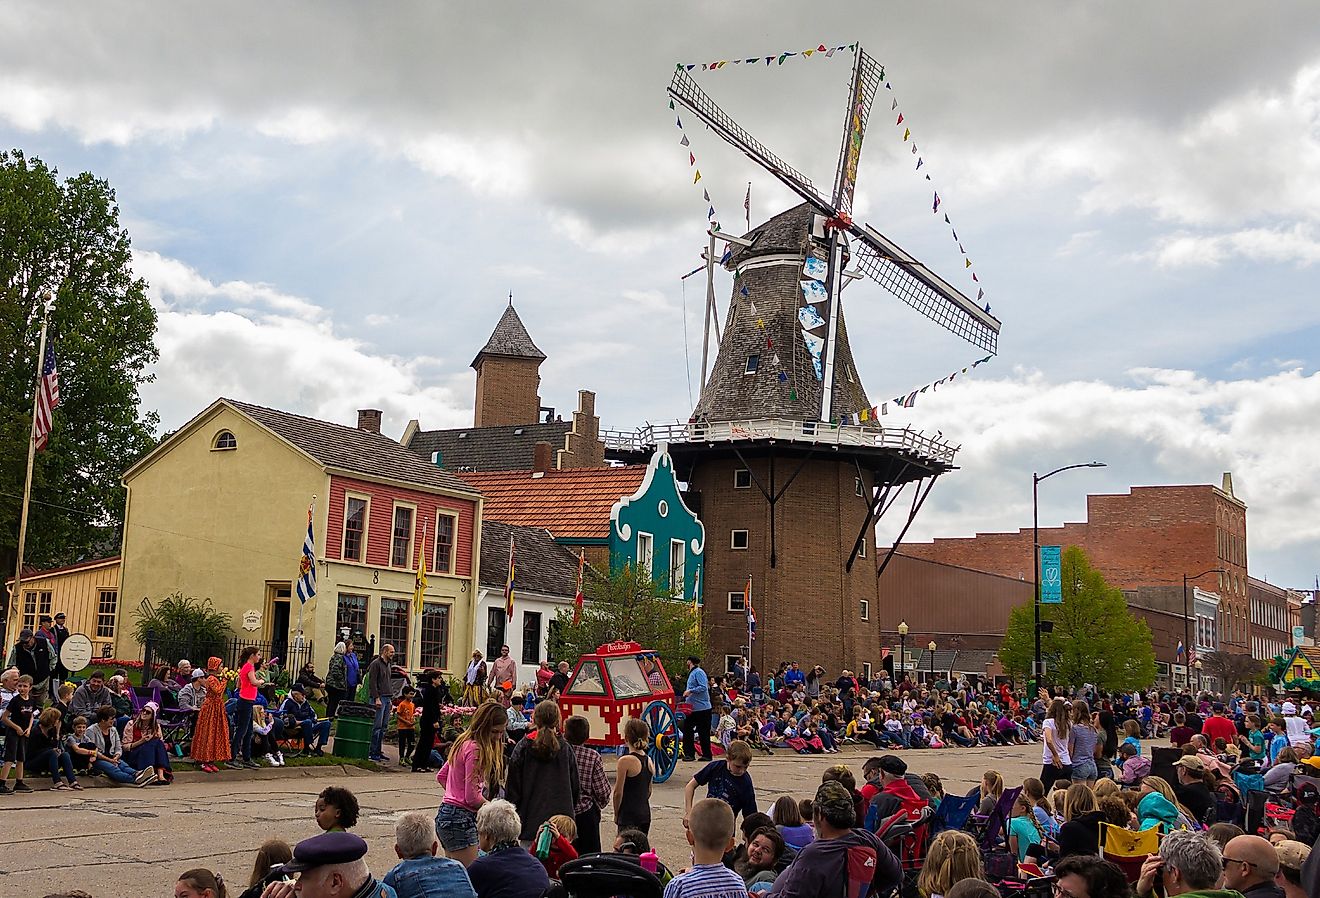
2 741 1042 897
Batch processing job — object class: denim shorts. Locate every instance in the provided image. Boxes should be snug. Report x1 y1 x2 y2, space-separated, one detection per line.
1071 758 1099 781
435 802 478 852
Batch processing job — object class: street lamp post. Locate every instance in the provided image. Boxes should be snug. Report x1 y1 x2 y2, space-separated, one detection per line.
1183 568 1224 692
898 619 909 685
1033 462 1106 691
928 640 937 683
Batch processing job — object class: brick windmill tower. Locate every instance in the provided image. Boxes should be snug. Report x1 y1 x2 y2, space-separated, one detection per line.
605 47 1003 675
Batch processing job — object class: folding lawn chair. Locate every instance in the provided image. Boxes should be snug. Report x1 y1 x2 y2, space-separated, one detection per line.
977 786 1022 850
1100 822 1160 885
932 792 980 834
1245 790 1268 836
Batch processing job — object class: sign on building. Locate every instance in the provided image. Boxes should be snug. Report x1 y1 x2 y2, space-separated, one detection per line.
1294 625 1305 647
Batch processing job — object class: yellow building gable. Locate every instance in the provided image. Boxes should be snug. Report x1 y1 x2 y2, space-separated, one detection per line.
5 557 122 663
118 401 327 661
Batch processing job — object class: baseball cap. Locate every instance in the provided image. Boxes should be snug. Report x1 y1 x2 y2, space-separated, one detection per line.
280 832 369 874
18 628 32 640
1276 839 1311 871
814 781 856 823
289 684 305 695
1283 701 1297 715
54 612 65 620
190 669 205 680
878 754 907 776
1173 756 1204 772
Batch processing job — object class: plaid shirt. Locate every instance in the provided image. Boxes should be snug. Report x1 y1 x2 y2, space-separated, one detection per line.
571 742 611 814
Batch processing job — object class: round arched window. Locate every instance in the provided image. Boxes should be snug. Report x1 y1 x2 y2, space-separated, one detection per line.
212 430 237 450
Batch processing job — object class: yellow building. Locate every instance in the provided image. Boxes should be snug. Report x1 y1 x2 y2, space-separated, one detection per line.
117 399 483 675
5 557 122 662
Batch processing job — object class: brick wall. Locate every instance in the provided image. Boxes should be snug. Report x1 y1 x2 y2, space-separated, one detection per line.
690 453 882 677
903 484 1250 655
474 356 542 427
558 390 605 469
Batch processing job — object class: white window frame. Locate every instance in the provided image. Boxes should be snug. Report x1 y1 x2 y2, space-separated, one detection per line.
433 510 459 575
862 662 872 681
744 355 760 375
725 654 743 674
860 599 870 621
734 469 752 489
727 591 746 612
637 531 654 575
390 501 417 569
668 539 685 598
342 493 371 563
731 529 749 550
858 536 866 558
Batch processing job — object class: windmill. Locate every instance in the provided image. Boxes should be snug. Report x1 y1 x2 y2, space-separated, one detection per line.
669 47 1000 423
604 46 1004 678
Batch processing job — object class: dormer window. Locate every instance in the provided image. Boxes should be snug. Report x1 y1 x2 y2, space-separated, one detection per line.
212 430 237 451
744 355 760 375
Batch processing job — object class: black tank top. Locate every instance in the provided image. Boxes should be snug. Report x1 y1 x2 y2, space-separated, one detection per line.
617 750 653 831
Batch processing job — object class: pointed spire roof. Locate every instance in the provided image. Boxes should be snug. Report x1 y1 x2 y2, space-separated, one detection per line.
471 303 546 369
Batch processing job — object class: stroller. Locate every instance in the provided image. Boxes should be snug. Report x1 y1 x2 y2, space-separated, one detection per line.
551 854 662 898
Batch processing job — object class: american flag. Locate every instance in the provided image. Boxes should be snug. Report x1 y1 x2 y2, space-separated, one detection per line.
33 342 60 451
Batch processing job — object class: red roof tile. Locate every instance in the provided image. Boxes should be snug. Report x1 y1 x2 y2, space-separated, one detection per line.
458 467 647 540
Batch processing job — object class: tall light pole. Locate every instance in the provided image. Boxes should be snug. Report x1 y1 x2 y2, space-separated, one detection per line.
898 619 908 685
1183 567 1223 692
928 640 937 683
1034 462 1106 692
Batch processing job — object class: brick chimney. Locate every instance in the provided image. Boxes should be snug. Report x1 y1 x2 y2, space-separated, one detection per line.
357 409 383 434
533 440 553 474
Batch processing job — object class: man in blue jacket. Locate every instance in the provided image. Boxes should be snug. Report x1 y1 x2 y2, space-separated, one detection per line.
681 655 713 762
279 685 332 755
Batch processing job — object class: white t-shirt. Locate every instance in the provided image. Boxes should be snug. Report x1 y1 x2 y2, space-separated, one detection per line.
1042 719 1073 766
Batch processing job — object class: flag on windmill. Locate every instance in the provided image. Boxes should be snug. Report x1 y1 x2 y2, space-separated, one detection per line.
503 533 516 619
744 181 751 231
689 563 703 639
295 503 317 605
413 524 428 617
32 342 60 451
572 549 585 626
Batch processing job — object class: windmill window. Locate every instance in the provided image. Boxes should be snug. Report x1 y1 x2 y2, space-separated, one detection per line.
212 430 237 451
744 355 760 374
731 529 749 550
860 599 870 621
847 365 855 383
734 469 751 489
727 590 746 612
855 477 864 497
658 500 669 518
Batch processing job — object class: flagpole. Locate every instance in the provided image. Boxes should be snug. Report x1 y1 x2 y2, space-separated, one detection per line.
747 574 753 669
295 496 315 648
8 294 53 641
415 520 427 672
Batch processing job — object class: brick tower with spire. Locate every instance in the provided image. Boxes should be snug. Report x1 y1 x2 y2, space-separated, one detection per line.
471 301 547 427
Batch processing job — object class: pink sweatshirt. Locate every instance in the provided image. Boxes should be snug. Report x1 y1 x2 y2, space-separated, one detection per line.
439 740 485 811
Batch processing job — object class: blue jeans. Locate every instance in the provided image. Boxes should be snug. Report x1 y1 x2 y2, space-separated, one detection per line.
30 747 77 784
93 757 139 784
126 738 172 772
301 719 332 750
370 699 390 757
231 698 255 762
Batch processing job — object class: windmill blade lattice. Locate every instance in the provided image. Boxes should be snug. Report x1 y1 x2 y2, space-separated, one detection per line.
851 226 1001 354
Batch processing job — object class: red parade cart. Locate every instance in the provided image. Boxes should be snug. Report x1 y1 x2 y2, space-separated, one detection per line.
558 640 682 783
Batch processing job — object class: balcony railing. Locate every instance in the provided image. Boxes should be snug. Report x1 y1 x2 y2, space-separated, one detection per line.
600 418 958 466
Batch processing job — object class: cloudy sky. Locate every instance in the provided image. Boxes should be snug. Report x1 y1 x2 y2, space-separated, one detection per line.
4 2 1320 587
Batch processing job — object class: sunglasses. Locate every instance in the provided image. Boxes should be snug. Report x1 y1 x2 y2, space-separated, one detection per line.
1222 857 1258 870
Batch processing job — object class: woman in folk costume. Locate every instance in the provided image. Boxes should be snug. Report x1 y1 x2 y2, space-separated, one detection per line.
463 651 487 707
190 656 231 773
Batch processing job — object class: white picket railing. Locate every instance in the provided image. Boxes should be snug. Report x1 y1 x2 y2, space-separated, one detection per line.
600 418 957 465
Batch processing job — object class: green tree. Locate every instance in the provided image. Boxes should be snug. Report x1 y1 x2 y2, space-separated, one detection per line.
548 563 706 690
1200 650 1265 692
132 592 233 668
998 545 1156 691
0 150 159 619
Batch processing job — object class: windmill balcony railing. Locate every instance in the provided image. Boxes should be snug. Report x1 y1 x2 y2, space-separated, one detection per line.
600 418 958 465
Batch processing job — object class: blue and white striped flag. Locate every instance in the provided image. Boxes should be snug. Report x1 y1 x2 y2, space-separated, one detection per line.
296 503 316 604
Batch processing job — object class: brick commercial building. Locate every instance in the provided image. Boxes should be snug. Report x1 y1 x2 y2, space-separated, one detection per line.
1248 576 1296 664
903 475 1251 676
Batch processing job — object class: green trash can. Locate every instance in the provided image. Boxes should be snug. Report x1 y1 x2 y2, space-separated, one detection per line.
333 702 375 760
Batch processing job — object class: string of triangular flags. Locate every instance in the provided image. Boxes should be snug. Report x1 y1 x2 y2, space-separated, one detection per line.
670 98 720 225
676 43 857 71
889 78 989 313
837 355 995 424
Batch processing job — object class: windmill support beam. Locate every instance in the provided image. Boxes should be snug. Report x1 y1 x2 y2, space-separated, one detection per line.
699 231 717 397
732 447 817 568
876 473 941 580
846 458 916 572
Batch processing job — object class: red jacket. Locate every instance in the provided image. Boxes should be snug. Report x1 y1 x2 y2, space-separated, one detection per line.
1201 714 1238 747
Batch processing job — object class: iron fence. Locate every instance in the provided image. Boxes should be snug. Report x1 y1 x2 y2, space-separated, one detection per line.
139 632 316 687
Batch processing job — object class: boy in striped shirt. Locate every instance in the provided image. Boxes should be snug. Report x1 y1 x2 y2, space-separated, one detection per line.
664 798 748 898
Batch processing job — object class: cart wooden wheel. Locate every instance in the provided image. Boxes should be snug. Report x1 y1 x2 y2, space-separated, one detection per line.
642 699 680 784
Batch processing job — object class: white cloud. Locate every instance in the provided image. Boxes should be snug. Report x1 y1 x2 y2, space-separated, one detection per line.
888 368 1320 582
136 252 470 437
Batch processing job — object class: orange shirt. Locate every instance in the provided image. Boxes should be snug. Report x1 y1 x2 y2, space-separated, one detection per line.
396 699 416 729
